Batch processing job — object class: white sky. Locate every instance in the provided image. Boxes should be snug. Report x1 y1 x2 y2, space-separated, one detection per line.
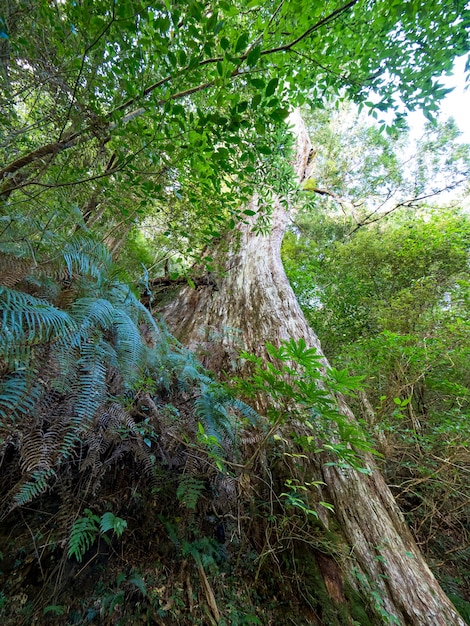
408 55 470 142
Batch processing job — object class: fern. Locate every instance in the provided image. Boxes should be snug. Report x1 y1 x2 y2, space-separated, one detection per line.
112 309 143 385
176 476 205 510
0 232 258 525
71 297 116 339
63 237 112 280
12 467 56 508
73 339 107 433
227 396 260 426
195 384 234 443
0 287 75 361
67 509 100 562
100 512 127 537
0 372 43 422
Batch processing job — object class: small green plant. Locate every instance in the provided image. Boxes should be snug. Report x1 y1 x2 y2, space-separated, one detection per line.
43 605 66 616
68 509 100 562
68 510 128 562
281 478 333 519
235 337 377 471
176 475 205 510
196 422 226 472
100 511 128 537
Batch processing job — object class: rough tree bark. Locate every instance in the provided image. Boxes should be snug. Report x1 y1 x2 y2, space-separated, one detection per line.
160 112 464 625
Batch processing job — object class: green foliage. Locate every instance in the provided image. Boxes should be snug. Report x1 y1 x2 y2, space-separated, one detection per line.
43 605 66 616
284 207 470 353
300 103 469 227
280 479 332 519
284 201 470 602
447 594 470 625
0 1 469 622
67 509 101 563
100 512 128 538
176 476 206 511
0 225 263 528
1 0 468 274
235 338 376 471
68 510 128 562
12 468 57 508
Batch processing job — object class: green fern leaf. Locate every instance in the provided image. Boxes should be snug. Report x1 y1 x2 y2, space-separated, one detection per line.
68 509 100 562
63 238 112 279
100 512 127 537
0 287 75 357
176 476 205 510
0 372 42 421
13 468 56 507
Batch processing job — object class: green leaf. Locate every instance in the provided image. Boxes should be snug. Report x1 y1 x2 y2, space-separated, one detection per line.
100 512 128 537
235 32 249 53
270 108 289 122
246 45 261 66
250 77 265 89
265 78 278 97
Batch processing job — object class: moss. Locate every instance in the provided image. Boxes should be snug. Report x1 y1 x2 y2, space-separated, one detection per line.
344 582 374 626
447 594 470 625
293 548 355 626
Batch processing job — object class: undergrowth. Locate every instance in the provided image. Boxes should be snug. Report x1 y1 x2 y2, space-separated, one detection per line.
2 234 463 624
0 234 374 625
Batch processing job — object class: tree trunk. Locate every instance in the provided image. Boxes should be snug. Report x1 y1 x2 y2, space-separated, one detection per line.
160 113 464 626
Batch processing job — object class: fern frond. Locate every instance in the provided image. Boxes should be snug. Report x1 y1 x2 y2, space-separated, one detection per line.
0 214 44 249
169 349 213 388
63 238 112 280
0 252 32 288
226 397 260 426
70 297 115 339
195 384 234 443
100 511 127 537
0 287 75 359
176 476 205 510
0 372 42 421
12 467 56 508
112 309 143 385
72 339 107 433
45 342 80 393
67 509 100 562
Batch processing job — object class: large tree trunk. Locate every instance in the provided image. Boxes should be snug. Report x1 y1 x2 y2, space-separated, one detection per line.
160 113 464 625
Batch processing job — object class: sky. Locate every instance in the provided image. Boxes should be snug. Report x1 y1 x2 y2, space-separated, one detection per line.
408 55 470 142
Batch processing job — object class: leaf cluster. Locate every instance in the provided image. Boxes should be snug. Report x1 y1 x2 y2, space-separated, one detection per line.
283 203 470 597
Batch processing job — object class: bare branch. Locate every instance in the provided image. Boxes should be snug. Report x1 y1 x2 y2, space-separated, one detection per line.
348 177 469 235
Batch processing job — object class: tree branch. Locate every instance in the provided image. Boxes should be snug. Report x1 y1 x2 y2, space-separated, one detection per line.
259 0 359 56
347 178 469 235
0 0 360 190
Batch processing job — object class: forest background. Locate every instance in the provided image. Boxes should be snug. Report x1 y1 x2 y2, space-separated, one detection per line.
0 0 469 624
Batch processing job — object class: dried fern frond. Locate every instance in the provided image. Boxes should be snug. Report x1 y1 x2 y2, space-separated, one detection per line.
0 252 32 288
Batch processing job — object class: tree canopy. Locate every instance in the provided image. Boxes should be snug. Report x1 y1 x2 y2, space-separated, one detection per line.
1 0 469 266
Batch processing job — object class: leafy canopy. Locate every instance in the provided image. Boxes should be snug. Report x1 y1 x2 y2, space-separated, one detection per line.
1 0 468 270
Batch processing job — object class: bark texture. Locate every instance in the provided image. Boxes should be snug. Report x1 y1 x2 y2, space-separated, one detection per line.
160 112 464 625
